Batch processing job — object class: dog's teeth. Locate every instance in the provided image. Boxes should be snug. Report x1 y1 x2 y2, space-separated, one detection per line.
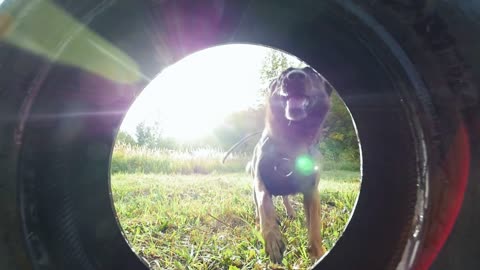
286 97 307 109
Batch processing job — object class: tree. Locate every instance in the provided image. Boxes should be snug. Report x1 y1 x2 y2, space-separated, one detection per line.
258 50 305 98
319 93 360 163
135 122 155 148
259 51 290 85
116 131 136 146
134 121 178 149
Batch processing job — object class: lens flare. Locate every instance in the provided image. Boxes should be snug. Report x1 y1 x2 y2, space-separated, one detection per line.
295 155 317 176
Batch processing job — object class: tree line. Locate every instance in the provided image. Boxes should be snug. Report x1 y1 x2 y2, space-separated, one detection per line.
117 50 360 165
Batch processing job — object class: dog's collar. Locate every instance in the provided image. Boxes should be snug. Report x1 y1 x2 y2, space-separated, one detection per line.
263 135 320 178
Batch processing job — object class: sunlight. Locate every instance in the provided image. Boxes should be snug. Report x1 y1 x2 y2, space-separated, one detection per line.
121 44 270 142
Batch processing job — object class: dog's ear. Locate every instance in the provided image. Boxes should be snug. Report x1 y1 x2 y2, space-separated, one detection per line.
305 66 333 97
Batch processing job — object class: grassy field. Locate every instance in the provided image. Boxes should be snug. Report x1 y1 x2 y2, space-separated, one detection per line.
111 170 360 270
111 143 359 175
111 143 249 175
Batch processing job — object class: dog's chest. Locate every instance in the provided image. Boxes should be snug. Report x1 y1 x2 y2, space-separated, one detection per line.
257 140 319 196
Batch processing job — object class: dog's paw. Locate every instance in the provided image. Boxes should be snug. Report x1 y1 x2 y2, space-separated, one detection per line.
308 244 326 261
264 230 285 264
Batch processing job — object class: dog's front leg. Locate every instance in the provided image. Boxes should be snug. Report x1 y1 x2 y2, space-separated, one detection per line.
303 190 326 260
254 179 285 263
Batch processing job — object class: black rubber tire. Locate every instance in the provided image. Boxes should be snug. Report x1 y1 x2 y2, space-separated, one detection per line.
0 1 478 270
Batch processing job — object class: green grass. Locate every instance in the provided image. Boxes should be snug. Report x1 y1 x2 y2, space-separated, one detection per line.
111 144 249 175
111 144 359 175
111 171 360 270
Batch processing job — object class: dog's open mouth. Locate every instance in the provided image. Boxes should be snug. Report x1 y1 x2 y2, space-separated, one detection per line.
285 96 309 121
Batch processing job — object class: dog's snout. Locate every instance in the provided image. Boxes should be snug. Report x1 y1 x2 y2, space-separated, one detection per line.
283 70 307 96
286 70 306 81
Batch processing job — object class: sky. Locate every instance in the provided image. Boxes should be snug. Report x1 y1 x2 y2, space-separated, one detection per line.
120 44 275 141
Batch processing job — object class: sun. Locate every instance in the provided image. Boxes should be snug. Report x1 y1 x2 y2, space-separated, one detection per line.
120 44 269 142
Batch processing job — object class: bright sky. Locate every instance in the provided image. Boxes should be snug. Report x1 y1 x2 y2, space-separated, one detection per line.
120 44 274 141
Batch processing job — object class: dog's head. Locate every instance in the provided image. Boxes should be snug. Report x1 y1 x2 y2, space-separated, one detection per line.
268 67 332 122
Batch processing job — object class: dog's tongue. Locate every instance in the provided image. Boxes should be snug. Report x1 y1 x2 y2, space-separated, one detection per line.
286 96 307 110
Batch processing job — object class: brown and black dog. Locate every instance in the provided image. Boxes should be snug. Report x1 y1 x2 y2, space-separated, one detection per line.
247 67 332 263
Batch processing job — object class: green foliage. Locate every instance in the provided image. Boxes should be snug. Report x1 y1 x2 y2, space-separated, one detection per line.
319 92 360 166
134 122 177 149
259 50 304 97
259 50 290 84
111 171 360 269
116 131 136 146
135 122 155 147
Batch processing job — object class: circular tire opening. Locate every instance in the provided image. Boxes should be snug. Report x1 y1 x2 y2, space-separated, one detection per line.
110 44 362 269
